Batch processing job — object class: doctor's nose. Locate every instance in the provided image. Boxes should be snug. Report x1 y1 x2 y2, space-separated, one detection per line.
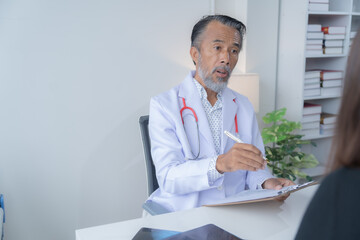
220 51 230 65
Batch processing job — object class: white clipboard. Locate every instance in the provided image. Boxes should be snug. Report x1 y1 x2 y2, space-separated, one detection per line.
204 181 318 207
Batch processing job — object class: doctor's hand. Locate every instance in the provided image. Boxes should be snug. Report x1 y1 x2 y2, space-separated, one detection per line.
216 143 266 173
262 178 295 201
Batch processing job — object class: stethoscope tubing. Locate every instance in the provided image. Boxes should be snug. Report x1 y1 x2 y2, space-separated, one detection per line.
180 97 238 160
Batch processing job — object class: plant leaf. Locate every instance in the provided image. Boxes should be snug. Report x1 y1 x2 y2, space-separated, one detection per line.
261 107 319 181
262 108 287 124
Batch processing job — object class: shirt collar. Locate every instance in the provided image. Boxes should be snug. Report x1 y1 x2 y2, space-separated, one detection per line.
192 78 223 101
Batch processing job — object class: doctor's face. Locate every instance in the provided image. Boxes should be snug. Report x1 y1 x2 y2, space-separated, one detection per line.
193 21 241 92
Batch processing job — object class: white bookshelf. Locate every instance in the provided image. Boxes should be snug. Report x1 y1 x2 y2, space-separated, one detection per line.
305 54 347 58
304 95 341 100
353 0 360 13
302 132 334 140
309 12 349 15
277 0 358 177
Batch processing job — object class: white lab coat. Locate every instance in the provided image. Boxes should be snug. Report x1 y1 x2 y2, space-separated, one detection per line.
147 71 273 212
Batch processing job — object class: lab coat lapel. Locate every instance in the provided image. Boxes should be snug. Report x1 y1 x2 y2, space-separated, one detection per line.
222 87 238 153
178 72 216 155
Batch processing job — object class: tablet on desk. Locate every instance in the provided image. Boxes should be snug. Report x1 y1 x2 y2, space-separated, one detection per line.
164 224 243 240
132 227 180 240
132 224 242 240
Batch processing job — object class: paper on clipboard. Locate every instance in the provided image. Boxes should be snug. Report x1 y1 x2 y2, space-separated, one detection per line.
203 181 318 207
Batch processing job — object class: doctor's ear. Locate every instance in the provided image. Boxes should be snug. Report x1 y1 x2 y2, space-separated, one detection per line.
190 46 199 66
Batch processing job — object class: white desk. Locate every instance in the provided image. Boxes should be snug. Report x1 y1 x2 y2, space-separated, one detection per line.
76 185 318 240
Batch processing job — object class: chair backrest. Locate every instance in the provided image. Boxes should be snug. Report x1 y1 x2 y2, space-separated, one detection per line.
0 194 4 240
139 115 159 196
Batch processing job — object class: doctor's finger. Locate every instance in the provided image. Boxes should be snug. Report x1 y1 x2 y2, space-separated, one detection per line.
236 156 264 170
280 178 295 187
275 192 290 202
233 143 262 156
235 162 261 172
233 148 265 165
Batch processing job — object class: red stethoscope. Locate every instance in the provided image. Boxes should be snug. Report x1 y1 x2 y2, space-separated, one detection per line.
180 97 238 159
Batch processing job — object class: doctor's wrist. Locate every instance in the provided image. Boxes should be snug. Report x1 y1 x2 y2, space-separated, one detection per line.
215 155 225 174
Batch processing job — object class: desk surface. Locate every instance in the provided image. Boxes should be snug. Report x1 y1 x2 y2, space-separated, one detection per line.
76 185 318 240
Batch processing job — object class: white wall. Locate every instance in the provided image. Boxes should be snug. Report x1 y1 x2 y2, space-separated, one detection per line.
214 0 248 73
245 0 280 128
215 0 280 128
0 1 211 239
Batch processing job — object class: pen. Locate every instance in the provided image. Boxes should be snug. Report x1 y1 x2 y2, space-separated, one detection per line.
224 130 270 164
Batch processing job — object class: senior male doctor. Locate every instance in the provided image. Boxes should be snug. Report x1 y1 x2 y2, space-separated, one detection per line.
146 15 294 213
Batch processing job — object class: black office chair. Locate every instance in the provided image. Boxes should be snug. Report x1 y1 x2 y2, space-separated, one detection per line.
0 194 4 240
139 115 159 196
139 115 170 215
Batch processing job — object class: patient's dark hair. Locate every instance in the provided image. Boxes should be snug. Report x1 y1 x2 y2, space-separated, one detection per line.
191 15 246 51
329 29 360 171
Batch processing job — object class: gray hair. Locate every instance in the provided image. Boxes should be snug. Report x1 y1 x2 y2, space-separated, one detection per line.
191 15 246 51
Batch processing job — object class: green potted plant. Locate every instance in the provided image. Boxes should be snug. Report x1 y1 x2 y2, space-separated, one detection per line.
261 108 319 181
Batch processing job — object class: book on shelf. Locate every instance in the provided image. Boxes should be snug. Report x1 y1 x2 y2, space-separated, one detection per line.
306 44 322 50
304 88 321 97
306 49 323 55
307 39 323 45
303 102 322 115
305 70 321 79
320 123 336 130
321 86 342 96
304 83 320 89
318 70 343 80
321 79 342 87
324 34 345 40
302 113 321 123
322 26 346 35
320 112 337 124
308 3 329 11
323 47 343 54
320 122 336 135
302 121 320 130
307 31 324 39
307 24 322 32
300 127 320 137
323 40 343 47
320 127 334 135
304 77 320 85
